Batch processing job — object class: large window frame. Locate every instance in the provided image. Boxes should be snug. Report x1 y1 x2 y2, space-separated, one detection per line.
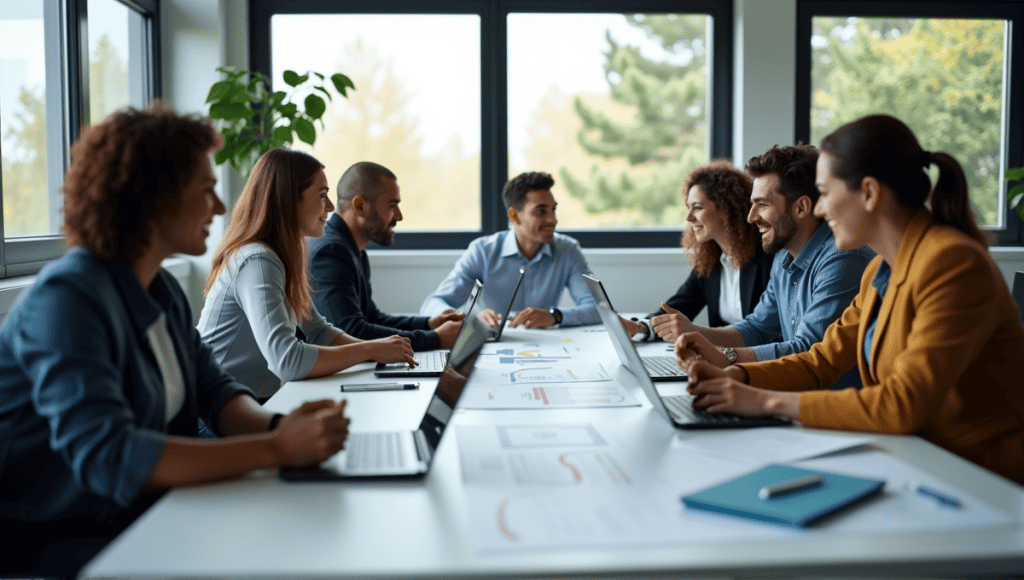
0 0 161 278
251 0 734 249
795 0 1024 246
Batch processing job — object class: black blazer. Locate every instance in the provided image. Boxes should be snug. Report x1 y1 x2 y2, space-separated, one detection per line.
647 247 775 328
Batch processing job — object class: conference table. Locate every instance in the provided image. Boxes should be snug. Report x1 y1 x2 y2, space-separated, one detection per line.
83 323 1024 579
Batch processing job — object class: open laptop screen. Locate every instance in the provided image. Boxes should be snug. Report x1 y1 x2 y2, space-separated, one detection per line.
419 315 490 448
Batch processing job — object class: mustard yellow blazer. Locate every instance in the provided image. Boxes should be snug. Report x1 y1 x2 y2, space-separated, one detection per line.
742 209 1024 484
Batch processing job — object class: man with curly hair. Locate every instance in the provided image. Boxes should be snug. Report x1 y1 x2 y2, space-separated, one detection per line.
420 171 599 329
668 145 873 389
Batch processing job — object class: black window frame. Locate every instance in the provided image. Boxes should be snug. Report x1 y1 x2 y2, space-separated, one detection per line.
0 0 161 278
795 0 1024 246
251 0 733 249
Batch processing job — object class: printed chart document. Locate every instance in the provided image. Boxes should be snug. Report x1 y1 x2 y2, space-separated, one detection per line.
480 342 573 359
471 363 610 385
458 382 640 409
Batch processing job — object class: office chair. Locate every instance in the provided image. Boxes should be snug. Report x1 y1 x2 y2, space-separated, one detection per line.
1013 271 1024 323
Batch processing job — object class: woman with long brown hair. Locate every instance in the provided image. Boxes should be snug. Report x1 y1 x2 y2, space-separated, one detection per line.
682 114 1024 483
622 160 774 342
199 148 414 401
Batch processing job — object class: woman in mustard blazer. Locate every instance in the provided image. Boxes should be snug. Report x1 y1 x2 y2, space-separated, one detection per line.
680 114 1024 484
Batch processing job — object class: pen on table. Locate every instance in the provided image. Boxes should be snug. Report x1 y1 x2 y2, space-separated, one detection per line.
910 482 962 509
340 383 419 392
758 474 824 499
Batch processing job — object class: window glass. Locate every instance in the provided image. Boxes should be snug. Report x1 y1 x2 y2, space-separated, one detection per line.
508 13 710 229
0 3 51 238
270 14 482 231
811 17 1008 227
88 0 147 123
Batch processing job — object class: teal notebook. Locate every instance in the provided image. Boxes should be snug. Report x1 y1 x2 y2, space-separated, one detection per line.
681 464 885 528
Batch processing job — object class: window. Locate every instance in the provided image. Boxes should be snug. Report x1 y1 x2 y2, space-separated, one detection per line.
252 1 733 249
0 0 159 278
796 1 1024 245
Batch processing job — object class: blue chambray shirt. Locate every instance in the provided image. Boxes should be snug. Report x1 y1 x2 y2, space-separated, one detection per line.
0 248 254 523
733 221 873 389
419 230 600 327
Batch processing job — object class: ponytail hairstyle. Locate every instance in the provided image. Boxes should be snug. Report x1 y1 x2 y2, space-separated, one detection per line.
819 114 985 246
205 148 325 321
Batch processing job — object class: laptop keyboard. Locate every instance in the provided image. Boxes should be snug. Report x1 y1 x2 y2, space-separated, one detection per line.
662 395 742 425
643 356 688 378
381 350 447 372
345 432 406 470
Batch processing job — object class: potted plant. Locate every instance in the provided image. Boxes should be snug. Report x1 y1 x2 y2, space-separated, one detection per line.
205 66 355 183
1008 166 1024 221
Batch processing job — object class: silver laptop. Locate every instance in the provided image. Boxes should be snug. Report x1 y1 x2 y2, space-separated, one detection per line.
281 315 492 480
582 275 687 382
583 274 791 430
375 280 486 378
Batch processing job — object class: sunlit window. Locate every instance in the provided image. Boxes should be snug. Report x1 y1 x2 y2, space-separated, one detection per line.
270 14 482 231
508 13 710 230
1 2 52 238
88 0 148 124
811 16 1008 228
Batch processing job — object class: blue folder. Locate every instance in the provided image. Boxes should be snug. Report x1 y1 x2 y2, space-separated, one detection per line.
681 464 885 528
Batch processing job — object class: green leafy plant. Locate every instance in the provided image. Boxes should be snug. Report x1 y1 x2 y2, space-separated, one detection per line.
204 66 355 179
1008 167 1024 221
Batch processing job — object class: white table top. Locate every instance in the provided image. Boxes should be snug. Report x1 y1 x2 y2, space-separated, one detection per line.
83 325 1024 579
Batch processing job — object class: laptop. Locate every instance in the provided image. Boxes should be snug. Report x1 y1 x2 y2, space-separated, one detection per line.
281 315 492 480
375 280 485 378
375 268 525 378
582 274 687 382
582 274 791 429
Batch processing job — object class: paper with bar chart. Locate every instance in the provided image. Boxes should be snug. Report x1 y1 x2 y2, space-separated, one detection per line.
458 382 639 409
470 362 610 385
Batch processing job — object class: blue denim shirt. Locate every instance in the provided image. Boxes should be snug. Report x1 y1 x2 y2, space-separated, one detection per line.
419 230 600 327
734 221 873 388
863 259 892 374
0 248 253 523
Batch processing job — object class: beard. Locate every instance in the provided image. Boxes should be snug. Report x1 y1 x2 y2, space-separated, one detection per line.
362 211 395 246
762 211 798 254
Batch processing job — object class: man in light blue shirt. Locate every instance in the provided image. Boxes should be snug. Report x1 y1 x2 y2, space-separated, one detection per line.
420 172 600 328
667 145 872 389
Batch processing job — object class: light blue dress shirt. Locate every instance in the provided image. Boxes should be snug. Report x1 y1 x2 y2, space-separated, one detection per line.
733 221 873 389
419 230 600 327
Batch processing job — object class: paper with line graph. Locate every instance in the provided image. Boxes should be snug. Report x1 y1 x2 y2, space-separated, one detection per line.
457 382 640 409
470 362 610 385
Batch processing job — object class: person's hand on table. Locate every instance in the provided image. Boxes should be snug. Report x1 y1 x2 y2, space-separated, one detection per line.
428 309 465 329
366 335 416 366
510 307 556 329
477 308 501 329
651 302 697 342
434 319 464 349
675 331 729 368
272 399 349 466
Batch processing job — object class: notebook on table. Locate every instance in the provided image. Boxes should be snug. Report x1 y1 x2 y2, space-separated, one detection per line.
582 273 791 429
581 274 686 382
681 463 885 528
281 315 492 480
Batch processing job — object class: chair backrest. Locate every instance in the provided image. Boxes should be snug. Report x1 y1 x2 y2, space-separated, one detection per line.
1013 272 1024 323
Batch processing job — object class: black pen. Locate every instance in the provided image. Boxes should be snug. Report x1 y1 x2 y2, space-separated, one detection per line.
340 383 420 392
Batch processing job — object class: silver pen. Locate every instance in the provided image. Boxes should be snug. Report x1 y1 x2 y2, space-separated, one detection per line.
758 474 824 499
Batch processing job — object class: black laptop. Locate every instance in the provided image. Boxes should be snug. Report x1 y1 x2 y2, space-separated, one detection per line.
281 315 491 480
583 274 791 429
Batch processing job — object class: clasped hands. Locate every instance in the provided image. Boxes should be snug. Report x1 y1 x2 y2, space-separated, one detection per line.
478 306 557 329
429 309 466 349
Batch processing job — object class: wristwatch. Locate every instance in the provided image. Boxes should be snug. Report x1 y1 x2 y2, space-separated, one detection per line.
723 347 738 364
548 307 563 325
